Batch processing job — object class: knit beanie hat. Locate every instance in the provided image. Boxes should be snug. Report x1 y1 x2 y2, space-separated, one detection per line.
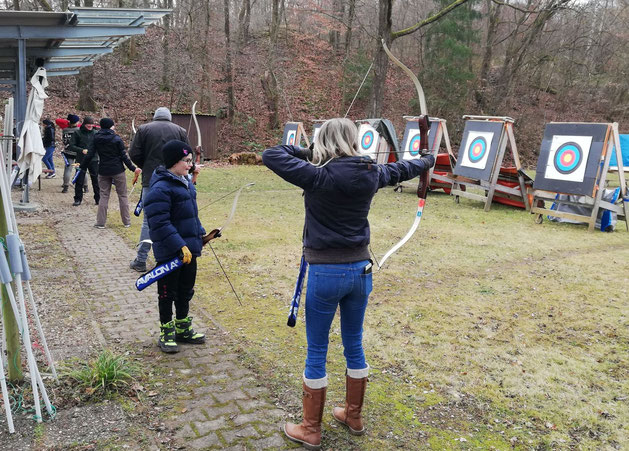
162 140 193 169
67 114 80 124
99 118 114 129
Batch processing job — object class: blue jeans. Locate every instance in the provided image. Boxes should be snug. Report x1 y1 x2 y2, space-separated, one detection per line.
136 187 152 263
304 260 372 380
43 146 55 172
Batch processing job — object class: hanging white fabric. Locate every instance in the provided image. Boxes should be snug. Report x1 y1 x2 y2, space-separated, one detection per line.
17 67 48 185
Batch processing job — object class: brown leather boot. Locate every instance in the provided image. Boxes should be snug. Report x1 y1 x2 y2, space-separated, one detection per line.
333 373 368 435
284 382 327 450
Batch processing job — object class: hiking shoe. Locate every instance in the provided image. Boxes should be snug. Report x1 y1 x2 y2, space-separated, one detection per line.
130 259 147 272
123 223 131 228
175 316 205 344
45 172 56 179
61 186 68 193
72 200 81 206
94 224 105 229
158 321 179 353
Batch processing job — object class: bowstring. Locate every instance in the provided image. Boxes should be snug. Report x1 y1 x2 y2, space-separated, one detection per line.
344 61 374 118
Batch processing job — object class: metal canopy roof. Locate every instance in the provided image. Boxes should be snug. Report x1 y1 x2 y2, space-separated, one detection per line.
0 8 170 80
0 7 170 140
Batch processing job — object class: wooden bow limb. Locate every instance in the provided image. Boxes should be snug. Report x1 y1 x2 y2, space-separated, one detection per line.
378 39 432 270
191 101 203 184
128 170 140 196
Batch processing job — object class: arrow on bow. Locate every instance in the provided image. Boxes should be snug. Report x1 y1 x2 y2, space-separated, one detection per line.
378 39 432 269
201 182 255 306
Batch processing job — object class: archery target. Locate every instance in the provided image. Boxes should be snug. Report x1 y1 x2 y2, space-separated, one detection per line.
544 135 592 182
281 122 300 146
357 124 379 159
533 123 608 196
460 131 494 169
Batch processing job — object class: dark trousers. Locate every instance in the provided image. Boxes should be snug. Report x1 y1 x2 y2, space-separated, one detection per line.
74 159 100 203
157 256 197 324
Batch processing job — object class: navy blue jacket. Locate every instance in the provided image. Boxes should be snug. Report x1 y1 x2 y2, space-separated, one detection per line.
262 145 434 263
82 129 136 176
144 166 206 263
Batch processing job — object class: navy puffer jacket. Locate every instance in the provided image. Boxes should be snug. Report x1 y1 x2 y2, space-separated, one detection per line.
144 166 206 263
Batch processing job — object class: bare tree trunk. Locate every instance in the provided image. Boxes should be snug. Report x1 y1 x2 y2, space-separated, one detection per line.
328 0 344 50
494 0 571 109
161 0 173 91
12 0 19 10
36 0 52 10
238 0 251 47
270 0 280 46
201 0 213 112
261 71 279 130
344 0 356 59
77 66 97 111
224 0 235 120
370 0 392 117
475 0 499 112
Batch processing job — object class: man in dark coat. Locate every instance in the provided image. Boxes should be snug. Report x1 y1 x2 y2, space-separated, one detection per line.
128 107 189 272
69 116 100 206
81 118 141 228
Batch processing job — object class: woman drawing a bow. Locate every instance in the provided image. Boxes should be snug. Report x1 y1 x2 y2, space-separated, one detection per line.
262 117 435 449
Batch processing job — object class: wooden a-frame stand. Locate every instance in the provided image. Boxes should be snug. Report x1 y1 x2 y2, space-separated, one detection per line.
451 115 531 212
395 117 456 193
282 121 310 147
531 122 628 232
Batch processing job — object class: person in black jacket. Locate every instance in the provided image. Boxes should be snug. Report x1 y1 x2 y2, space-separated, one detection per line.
81 118 141 228
128 107 190 273
41 118 56 178
144 140 206 354
59 114 80 192
70 116 99 206
262 118 435 450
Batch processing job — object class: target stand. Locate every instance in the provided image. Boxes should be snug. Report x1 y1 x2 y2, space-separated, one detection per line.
281 122 310 147
395 116 456 193
356 120 397 163
530 122 628 232
451 115 531 212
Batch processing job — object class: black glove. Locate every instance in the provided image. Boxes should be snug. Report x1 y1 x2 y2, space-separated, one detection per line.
297 143 314 161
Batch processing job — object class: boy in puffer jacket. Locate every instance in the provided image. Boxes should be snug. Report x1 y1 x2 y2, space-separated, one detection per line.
143 140 206 353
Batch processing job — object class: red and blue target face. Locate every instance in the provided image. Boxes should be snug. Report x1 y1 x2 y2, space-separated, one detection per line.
361 131 374 150
409 135 421 156
288 132 296 145
468 136 487 162
553 142 582 174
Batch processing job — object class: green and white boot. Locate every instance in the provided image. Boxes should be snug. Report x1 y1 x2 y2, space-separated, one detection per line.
174 316 206 344
158 321 179 353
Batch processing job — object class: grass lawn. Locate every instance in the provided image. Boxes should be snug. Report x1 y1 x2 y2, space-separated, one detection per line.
120 165 628 449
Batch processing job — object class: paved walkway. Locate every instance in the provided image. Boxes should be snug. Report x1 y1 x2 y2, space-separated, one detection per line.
18 179 288 450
